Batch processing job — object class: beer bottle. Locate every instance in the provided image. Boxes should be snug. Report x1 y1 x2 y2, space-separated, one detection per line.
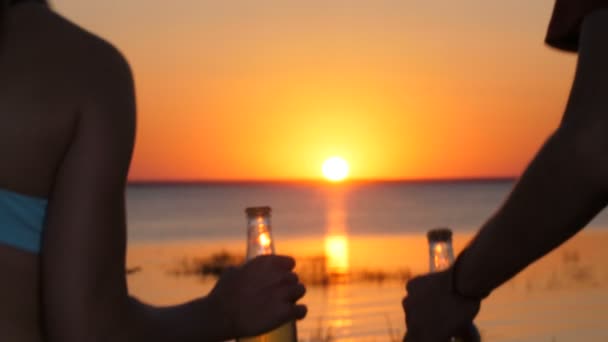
428 228 481 342
237 207 298 342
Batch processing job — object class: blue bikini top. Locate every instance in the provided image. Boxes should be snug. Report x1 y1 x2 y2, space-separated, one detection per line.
0 188 48 254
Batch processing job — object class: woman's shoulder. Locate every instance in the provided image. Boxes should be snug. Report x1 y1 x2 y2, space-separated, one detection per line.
44 8 133 84
0 4 134 111
8 5 125 62
13 4 136 120
7 4 133 92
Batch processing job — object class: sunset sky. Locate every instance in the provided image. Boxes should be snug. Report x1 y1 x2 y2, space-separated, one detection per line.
54 0 576 181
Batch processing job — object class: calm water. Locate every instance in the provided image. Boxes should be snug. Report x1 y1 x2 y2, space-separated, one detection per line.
126 180 608 243
125 181 608 341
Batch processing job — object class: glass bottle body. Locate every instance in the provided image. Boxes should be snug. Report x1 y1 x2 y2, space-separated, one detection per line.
237 207 297 342
427 229 481 342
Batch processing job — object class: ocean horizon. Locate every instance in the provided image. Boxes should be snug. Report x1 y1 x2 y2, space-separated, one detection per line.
125 179 608 244
127 176 518 186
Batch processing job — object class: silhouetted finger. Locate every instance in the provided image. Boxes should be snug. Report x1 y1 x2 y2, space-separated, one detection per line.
291 283 306 302
405 277 419 293
292 304 308 320
402 296 408 310
248 255 295 272
277 282 306 302
252 254 295 271
274 302 307 325
271 255 296 270
280 272 299 285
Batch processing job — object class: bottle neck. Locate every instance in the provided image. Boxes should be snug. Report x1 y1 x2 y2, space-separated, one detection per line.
428 240 455 273
246 215 275 260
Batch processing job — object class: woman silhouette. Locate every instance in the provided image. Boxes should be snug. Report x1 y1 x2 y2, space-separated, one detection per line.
0 1 306 341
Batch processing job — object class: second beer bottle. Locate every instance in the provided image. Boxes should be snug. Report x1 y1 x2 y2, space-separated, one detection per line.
427 228 481 342
237 206 298 342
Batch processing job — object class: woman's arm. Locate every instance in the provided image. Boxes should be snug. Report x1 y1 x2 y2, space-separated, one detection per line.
41 42 306 342
41 41 137 341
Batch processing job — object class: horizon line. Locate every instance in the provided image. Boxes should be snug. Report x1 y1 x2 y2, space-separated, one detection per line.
127 176 518 186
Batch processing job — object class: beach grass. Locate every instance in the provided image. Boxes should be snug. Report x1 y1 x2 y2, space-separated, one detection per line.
167 250 413 287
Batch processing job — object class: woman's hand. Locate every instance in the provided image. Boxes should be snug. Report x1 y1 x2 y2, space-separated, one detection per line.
403 270 480 342
207 255 307 339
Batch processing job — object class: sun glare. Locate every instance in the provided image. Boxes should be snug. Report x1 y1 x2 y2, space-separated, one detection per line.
322 157 350 182
258 232 272 248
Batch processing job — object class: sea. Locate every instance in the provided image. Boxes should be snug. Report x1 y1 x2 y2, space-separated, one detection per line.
126 180 608 243
124 180 608 342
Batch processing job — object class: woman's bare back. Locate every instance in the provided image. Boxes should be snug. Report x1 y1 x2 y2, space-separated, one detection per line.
0 3 131 340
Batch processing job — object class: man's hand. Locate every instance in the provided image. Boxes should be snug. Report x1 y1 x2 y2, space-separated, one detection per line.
403 270 480 342
207 255 307 339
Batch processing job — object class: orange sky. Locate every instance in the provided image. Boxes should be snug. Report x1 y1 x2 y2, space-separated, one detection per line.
54 0 577 181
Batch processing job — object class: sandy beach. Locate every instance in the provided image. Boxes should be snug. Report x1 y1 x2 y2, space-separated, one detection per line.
126 229 608 341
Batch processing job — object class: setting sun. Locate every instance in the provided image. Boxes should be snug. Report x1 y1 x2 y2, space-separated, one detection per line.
322 157 350 182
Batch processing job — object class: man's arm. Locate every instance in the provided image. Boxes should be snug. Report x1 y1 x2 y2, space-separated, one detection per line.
403 11 608 342
455 9 608 300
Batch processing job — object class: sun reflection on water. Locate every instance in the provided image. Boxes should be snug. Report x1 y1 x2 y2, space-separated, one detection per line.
325 187 350 279
325 235 349 275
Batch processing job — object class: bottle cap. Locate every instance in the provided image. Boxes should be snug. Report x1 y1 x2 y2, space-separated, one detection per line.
427 228 453 242
245 206 272 218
